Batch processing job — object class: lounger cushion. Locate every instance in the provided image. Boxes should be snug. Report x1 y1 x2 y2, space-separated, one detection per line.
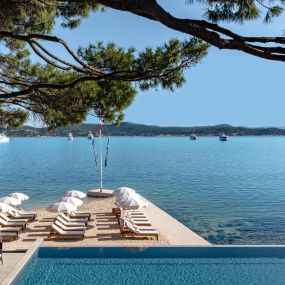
0 232 17 237
57 216 86 226
51 224 84 235
55 220 86 231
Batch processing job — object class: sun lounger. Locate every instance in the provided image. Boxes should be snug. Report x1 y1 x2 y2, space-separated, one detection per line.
48 224 85 240
0 226 22 234
68 211 91 220
0 231 18 240
118 209 148 220
0 217 26 229
8 211 35 221
122 220 159 240
19 209 36 216
57 215 87 227
127 210 146 216
125 219 155 230
59 213 88 225
0 213 29 224
73 210 91 215
125 213 148 220
125 217 152 226
113 207 145 214
54 220 86 231
114 208 144 216
13 209 37 219
57 213 87 226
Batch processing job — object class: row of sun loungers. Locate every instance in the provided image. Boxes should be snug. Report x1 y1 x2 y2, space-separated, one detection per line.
114 208 159 240
48 211 92 240
0 210 37 241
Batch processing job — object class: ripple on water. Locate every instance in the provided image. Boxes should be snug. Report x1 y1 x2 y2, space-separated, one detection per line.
1 136 285 244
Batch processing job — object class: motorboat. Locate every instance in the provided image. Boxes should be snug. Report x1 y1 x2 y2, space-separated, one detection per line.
67 133 73 141
0 133 10 143
190 134 197 140
87 132 94 140
219 133 229 141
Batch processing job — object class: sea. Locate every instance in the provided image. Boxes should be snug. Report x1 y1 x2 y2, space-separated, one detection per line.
1 136 285 245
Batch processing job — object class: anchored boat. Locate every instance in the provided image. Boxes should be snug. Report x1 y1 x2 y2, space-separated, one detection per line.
190 134 197 140
87 132 94 140
219 133 229 141
67 133 73 141
0 133 10 143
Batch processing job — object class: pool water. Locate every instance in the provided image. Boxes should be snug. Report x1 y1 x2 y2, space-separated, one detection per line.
14 247 285 285
16 257 285 285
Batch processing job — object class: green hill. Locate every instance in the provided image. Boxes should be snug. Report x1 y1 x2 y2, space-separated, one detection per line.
5 122 285 137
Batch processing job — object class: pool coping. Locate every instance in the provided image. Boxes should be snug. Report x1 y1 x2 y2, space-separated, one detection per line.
2 239 43 285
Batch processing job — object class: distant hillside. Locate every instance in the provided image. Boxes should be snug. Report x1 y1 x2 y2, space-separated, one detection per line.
5 122 285 137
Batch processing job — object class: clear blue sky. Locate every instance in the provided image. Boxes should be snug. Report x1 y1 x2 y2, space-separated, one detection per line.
46 1 284 127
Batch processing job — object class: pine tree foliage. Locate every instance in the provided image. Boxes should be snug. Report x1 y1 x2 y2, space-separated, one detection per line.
0 1 208 128
1 0 285 128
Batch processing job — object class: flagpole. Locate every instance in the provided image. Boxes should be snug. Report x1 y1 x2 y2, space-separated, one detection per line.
99 120 103 192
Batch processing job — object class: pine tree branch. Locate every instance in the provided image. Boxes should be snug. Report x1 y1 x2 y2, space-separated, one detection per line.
96 0 285 61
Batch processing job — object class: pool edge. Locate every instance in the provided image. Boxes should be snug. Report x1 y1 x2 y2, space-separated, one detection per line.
2 239 43 285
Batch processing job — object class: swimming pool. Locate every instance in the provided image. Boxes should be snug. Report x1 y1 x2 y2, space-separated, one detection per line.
14 246 285 285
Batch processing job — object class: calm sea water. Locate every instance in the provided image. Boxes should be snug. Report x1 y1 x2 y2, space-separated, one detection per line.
1 136 285 245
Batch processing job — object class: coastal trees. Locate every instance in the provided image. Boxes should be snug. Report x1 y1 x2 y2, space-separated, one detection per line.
1 0 285 128
0 1 208 128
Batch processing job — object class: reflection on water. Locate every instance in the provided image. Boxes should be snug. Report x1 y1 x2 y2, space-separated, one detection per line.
1 136 285 244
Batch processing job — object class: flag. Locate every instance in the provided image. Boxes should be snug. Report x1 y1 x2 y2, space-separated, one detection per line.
92 138 98 165
104 136 110 167
99 120 102 130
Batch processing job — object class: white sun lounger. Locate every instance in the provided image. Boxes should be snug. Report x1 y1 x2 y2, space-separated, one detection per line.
8 208 37 218
122 221 159 240
0 217 26 229
0 213 28 223
125 217 152 227
68 211 91 220
8 210 36 220
48 224 85 239
0 231 18 240
0 226 22 234
54 220 86 231
19 209 36 215
60 213 88 225
125 220 155 230
56 216 86 227
125 214 149 221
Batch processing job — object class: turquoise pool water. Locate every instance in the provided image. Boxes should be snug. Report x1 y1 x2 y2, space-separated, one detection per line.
15 247 285 285
2 136 285 244
16 258 285 285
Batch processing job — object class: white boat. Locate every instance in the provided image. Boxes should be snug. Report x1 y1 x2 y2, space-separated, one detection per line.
0 133 10 143
190 134 197 140
219 133 229 141
87 132 94 140
67 133 73 141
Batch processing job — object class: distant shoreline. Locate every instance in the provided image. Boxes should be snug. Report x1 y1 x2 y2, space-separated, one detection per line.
5 122 285 137
7 134 285 138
